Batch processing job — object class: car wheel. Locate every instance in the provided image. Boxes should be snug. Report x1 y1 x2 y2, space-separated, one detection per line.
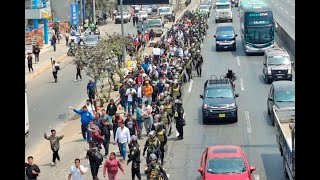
215 20 218 23
232 44 236 51
265 76 272 84
216 46 219 51
230 19 233 22
288 77 293 81
267 102 271 115
203 118 207 124
270 109 275 126
233 116 238 122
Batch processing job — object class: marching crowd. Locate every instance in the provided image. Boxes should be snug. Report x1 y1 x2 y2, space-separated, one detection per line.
25 9 209 180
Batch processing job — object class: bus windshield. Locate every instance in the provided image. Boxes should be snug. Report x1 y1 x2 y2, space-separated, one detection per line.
245 27 273 44
216 5 230 10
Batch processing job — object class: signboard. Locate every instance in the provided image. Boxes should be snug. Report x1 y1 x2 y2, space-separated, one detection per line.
118 0 169 5
70 3 79 27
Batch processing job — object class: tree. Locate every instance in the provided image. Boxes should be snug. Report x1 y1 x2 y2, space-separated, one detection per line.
74 34 132 107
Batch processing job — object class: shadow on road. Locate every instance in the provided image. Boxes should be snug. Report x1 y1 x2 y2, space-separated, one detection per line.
261 153 287 180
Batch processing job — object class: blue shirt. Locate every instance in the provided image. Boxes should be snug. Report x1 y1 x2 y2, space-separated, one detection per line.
87 82 95 93
73 109 94 126
157 82 165 93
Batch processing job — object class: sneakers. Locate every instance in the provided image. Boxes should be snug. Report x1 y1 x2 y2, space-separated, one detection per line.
51 162 55 166
177 136 183 140
74 79 78 82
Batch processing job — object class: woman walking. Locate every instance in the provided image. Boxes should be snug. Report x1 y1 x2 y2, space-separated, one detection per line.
74 61 82 81
103 152 125 180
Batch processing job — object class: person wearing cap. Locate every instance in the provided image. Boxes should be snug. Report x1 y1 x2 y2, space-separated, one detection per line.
44 129 64 166
143 81 153 104
127 135 141 180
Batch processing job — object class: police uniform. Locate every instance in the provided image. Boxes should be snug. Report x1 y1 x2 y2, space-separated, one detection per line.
128 144 141 180
144 162 168 180
143 137 161 164
155 128 167 164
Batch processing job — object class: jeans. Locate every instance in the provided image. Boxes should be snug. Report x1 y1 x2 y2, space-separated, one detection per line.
137 97 143 105
143 117 152 135
34 54 39 63
53 44 56 51
137 121 144 137
143 97 152 105
81 124 88 140
119 143 127 160
107 115 114 126
121 98 127 112
90 163 99 179
51 149 60 163
103 138 110 155
127 101 135 114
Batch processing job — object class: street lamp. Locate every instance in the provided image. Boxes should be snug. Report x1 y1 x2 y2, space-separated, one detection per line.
120 0 126 67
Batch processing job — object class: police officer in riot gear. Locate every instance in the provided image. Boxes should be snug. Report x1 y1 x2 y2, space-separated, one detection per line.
144 153 169 180
155 121 167 165
195 52 204 77
173 99 185 140
143 130 162 164
127 135 142 180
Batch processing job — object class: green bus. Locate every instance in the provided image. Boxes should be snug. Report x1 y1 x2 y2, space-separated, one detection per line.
239 0 275 54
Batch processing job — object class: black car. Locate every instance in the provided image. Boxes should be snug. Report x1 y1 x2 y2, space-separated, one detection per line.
200 76 239 124
267 81 295 115
214 25 237 51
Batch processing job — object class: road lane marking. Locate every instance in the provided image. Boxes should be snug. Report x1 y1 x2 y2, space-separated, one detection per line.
244 111 252 134
280 7 283 10
254 174 260 180
291 16 295 19
188 80 193 93
285 11 288 14
240 78 244 91
236 57 240 66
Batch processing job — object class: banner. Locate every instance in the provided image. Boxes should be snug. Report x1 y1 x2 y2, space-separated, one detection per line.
70 3 79 27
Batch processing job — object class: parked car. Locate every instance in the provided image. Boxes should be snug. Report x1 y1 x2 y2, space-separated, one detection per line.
137 10 148 22
141 5 153 15
115 11 131 23
83 35 100 47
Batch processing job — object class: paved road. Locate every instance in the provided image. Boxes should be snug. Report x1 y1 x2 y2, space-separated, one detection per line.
265 0 295 40
25 22 138 154
162 8 290 180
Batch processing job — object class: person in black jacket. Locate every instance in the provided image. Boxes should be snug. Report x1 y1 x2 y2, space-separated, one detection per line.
151 82 159 103
106 99 117 125
86 142 101 180
32 45 41 63
100 120 112 157
127 135 141 180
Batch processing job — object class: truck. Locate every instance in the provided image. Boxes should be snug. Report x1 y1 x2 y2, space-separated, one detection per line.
215 0 233 23
25 84 30 146
272 106 295 180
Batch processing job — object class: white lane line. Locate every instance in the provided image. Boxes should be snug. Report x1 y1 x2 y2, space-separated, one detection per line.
291 16 295 19
236 57 240 67
280 7 283 10
254 174 260 180
285 11 288 14
188 80 193 93
240 78 244 91
244 111 252 134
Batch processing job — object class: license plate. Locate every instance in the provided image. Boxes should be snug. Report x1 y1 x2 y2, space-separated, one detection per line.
219 114 225 118
277 75 283 78
224 46 228 48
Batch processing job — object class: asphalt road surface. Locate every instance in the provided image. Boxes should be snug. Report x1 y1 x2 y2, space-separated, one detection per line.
161 8 291 180
25 22 137 153
265 0 295 40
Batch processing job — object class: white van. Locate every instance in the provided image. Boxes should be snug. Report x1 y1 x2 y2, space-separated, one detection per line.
215 0 233 23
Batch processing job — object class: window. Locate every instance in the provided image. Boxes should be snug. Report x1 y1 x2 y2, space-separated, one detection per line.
216 29 234 37
245 27 273 44
159 8 171 13
199 5 209 10
147 20 162 27
267 56 290 65
274 90 295 102
206 88 234 98
207 157 246 174
216 5 230 9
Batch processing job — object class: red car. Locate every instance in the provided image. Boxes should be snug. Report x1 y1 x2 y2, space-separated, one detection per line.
197 145 256 180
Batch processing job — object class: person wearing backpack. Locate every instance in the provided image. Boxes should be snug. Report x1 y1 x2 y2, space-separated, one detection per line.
155 122 167 165
143 130 161 164
87 142 103 180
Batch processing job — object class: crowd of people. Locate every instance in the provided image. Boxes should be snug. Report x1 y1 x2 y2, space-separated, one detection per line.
26 8 209 180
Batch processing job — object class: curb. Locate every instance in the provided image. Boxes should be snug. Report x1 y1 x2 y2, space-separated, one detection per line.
30 53 69 80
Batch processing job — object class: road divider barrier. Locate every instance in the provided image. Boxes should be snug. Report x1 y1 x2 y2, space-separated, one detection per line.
275 20 295 67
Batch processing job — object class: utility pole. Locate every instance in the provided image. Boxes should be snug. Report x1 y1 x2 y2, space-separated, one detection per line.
120 0 126 66
92 0 96 23
79 0 83 25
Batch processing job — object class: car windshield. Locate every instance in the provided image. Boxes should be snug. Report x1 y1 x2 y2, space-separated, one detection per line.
274 90 295 102
216 5 230 9
85 36 98 42
117 12 127 16
206 88 234 98
159 8 171 13
138 11 147 16
268 56 290 65
245 27 274 44
207 157 246 174
147 20 162 27
216 29 234 37
199 5 209 10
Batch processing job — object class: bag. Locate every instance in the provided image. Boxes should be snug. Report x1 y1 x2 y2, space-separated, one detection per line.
157 130 165 142
55 64 60 71
94 151 103 165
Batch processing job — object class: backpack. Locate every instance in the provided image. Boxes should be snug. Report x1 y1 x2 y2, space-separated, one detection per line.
55 64 60 71
94 151 103 165
157 130 165 142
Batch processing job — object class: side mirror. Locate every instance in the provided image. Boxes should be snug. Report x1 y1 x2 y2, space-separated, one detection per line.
200 95 204 99
250 166 256 173
291 60 294 66
268 97 273 101
235 34 238 37
275 21 278 32
197 167 204 173
263 62 266 65
235 94 239 98
214 35 216 38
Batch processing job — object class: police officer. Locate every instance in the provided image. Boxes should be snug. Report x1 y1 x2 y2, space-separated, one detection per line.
195 51 204 77
143 130 161 164
127 135 141 180
185 58 192 82
163 98 173 136
159 106 170 136
144 153 168 180
156 93 166 106
173 100 185 140
155 122 167 165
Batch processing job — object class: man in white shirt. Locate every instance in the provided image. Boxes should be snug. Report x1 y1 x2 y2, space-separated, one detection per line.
152 45 161 65
126 85 137 115
142 101 153 135
114 121 131 160
135 81 143 105
51 60 59 83
85 99 96 115
68 158 86 180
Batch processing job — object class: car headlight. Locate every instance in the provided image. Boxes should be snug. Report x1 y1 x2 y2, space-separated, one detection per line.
203 104 208 109
288 69 292 74
216 41 220 44
229 103 236 108
267 67 271 74
246 44 252 48
230 40 235 43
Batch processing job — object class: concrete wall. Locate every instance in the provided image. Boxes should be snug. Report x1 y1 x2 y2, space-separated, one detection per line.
50 0 74 22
